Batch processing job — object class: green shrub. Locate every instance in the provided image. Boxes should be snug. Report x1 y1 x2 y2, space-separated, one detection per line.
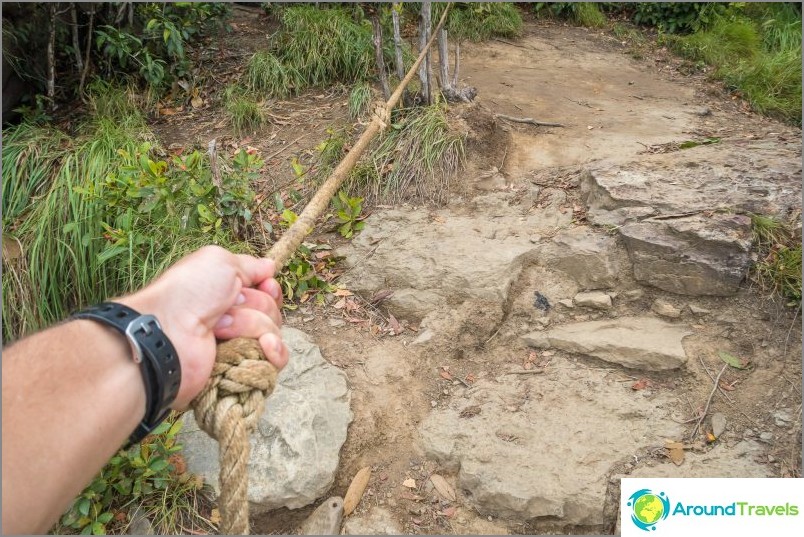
246 50 300 98
436 2 523 41
224 85 266 135
633 2 726 34
535 2 607 28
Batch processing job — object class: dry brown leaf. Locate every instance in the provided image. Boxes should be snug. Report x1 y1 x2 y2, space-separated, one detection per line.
159 106 182 116
441 506 457 518
429 474 456 502
191 95 204 109
400 491 424 501
631 378 653 391
388 313 402 335
343 466 371 516
465 373 477 383
439 370 453 381
333 298 346 309
668 446 684 466
209 508 221 525
333 288 353 297
370 289 394 304
402 478 416 488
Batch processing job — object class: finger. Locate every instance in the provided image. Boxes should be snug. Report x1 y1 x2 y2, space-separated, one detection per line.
236 288 282 328
259 332 289 370
233 255 276 287
212 308 281 341
256 278 283 308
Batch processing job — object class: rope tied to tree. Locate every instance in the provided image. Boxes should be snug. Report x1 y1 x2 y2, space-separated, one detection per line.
190 5 452 534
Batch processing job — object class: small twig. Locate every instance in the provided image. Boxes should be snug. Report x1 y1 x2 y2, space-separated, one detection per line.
689 364 727 440
699 356 735 404
648 210 704 221
484 325 502 344
504 369 545 376
782 305 801 359
499 147 508 171
630 94 644 100
263 134 308 161
495 114 565 128
493 37 531 50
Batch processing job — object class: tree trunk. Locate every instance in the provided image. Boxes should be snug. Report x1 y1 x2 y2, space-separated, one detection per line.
391 4 405 80
418 0 432 105
79 5 95 96
452 41 460 88
437 27 451 92
371 11 390 100
47 3 56 108
70 3 84 74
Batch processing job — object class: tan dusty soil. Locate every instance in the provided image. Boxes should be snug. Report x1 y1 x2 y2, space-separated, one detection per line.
150 8 801 535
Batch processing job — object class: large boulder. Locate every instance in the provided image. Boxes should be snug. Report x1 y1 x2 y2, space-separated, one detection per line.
523 316 690 370
581 146 801 296
178 328 352 513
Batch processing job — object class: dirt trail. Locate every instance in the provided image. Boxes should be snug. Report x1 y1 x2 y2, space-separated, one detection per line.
163 12 801 536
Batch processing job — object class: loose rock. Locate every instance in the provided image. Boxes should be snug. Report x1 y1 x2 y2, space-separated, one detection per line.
711 412 727 438
652 298 682 318
342 507 403 535
688 304 711 315
179 328 352 512
539 228 621 290
539 316 690 370
299 497 344 535
573 290 613 310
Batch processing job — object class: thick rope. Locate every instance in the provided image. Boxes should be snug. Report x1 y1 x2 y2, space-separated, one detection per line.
190 5 452 534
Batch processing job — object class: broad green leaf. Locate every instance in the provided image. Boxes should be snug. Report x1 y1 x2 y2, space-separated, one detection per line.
97 512 113 525
718 350 747 369
78 497 91 517
91 521 105 535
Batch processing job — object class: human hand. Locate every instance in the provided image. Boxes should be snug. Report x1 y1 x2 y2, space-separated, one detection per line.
120 246 288 409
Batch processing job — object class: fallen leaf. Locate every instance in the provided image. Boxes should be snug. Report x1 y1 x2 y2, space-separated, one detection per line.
665 440 685 466
333 298 347 310
706 432 717 443
441 506 457 518
370 289 394 304
388 313 402 335
439 370 453 381
412 518 422 525
159 106 182 116
465 373 477 383
114 511 127 522
169 453 187 475
719 380 736 391
209 508 221 525
191 95 204 109
343 466 371 516
400 491 424 501
718 351 748 369
631 378 653 391
430 474 456 502
333 288 353 297
402 478 416 488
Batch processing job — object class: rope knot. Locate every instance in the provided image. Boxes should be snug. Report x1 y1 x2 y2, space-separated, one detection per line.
373 105 391 131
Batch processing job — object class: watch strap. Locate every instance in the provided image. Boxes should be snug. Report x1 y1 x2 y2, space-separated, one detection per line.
71 302 181 446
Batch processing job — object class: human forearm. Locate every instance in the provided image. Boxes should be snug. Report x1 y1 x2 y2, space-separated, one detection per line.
2 319 146 534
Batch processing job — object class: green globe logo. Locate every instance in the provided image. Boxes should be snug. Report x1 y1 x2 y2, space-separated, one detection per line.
627 489 670 531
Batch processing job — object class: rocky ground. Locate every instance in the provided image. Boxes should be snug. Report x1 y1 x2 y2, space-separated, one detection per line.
175 12 802 536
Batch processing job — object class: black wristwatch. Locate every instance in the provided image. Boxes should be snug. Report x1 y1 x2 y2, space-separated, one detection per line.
71 302 181 447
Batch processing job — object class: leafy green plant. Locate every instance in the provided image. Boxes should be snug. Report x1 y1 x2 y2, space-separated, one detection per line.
331 191 365 239
535 2 607 28
58 419 214 535
246 50 300 98
633 2 726 34
279 243 336 304
434 2 523 42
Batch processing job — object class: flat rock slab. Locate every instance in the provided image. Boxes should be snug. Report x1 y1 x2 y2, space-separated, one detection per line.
581 145 800 296
626 441 771 478
342 507 403 535
525 316 690 370
419 368 685 526
337 193 570 320
179 328 352 513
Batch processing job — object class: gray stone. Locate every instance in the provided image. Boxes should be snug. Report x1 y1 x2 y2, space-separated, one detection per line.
544 316 690 370
695 106 712 116
521 332 551 349
652 298 682 318
573 291 613 310
711 412 727 438
299 497 344 535
386 288 444 321
620 216 752 296
759 432 774 443
419 369 686 526
624 289 644 301
540 228 621 290
178 328 352 513
328 318 346 328
688 304 711 315
127 507 154 535
412 328 435 346
626 441 770 478
342 507 403 535
773 410 792 427
557 299 575 309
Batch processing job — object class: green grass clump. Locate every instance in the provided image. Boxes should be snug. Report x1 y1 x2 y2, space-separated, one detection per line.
348 81 373 120
224 85 266 135
750 214 802 305
437 2 523 42
246 50 300 98
273 5 374 90
573 2 608 28
354 103 465 204
668 4 801 124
